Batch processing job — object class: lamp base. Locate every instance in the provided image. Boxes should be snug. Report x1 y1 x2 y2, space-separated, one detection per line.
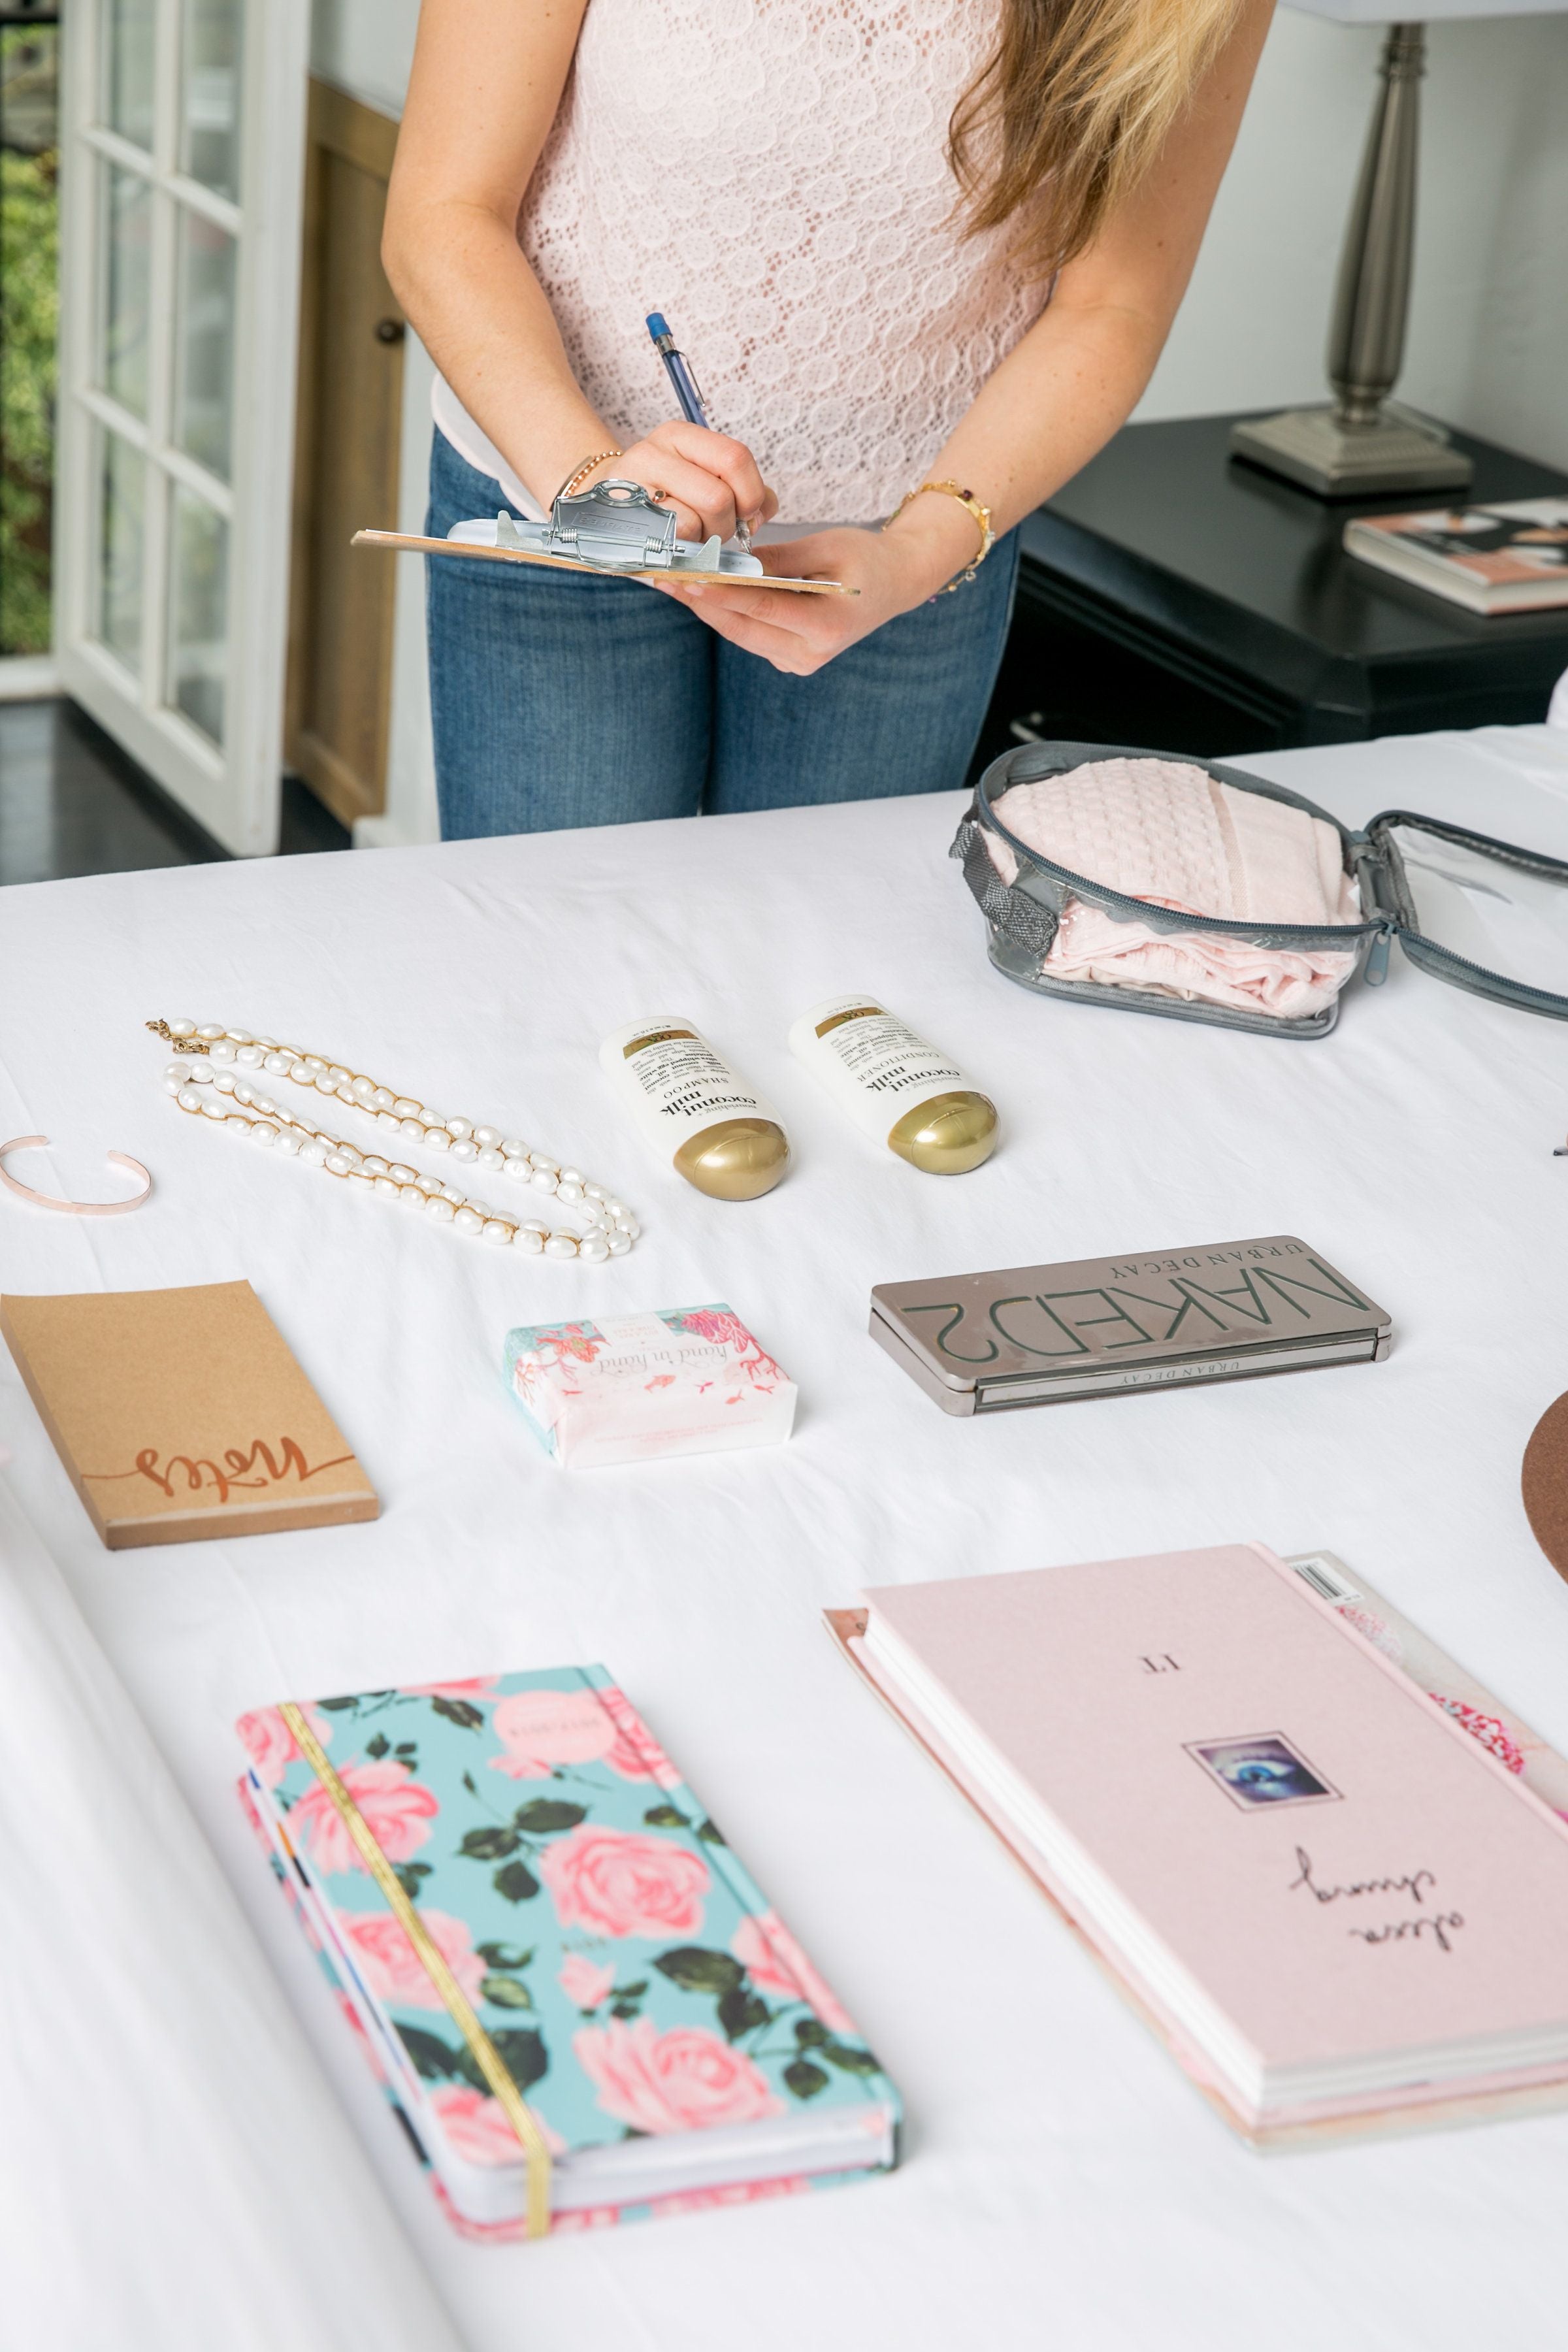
1229 406 1473 500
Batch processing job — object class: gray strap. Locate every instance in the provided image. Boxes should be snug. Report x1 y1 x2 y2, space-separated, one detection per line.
951 813 1058 957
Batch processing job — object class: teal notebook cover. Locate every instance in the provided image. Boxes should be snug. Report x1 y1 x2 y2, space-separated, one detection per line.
240 1667 898 2232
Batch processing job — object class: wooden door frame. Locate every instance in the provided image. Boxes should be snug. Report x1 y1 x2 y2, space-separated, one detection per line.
284 78 402 830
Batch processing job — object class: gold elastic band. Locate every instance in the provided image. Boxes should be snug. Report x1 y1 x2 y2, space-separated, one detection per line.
280 1702 552 2238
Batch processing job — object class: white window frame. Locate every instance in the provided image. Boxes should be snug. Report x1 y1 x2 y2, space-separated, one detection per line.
54 0 309 856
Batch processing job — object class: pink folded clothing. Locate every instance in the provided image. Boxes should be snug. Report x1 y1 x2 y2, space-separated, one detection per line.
985 757 1363 1019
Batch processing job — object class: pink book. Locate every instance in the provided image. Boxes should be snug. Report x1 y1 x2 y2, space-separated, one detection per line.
830 1544 1568 2141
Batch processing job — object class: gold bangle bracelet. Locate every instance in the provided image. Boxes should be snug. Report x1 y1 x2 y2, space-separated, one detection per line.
555 448 623 502
883 479 995 595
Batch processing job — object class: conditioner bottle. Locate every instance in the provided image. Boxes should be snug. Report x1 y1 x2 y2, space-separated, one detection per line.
788 994 997 1174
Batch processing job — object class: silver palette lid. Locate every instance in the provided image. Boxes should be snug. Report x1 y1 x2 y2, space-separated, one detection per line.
870 1235 1391 1415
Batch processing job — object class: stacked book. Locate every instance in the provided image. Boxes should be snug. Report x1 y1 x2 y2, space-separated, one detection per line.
831 1543 1568 2142
240 1667 898 2236
1344 498 1568 613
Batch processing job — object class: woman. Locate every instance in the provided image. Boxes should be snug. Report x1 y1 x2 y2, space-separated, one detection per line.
385 0 1271 838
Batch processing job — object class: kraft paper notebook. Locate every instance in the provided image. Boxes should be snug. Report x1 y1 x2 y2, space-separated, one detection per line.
0 1280 378 1546
828 1544 1568 2146
238 1667 898 2239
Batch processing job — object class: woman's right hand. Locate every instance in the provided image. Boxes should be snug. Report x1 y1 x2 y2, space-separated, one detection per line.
585 419 777 544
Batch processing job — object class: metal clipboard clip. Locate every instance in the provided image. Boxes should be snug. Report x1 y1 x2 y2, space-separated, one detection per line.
493 478 766 578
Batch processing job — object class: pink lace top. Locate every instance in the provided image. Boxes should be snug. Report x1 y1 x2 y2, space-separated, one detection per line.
432 0 1049 525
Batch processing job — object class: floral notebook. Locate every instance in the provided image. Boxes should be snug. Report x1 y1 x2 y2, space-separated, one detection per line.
238 1669 898 2238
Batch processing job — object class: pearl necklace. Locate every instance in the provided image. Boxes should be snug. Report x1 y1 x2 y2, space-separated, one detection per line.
147 1019 638 1261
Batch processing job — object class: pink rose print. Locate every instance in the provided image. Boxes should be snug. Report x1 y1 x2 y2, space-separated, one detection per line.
731 1910 855 2035
336 1989 370 2044
1429 1694 1526 1774
488 1687 623 1780
487 1685 672 1782
595 1685 684 1788
337 1906 485 2008
558 1953 616 2010
540 1825 709 1940
649 2178 809 2217
575 2018 782 2133
290 1759 440 1876
428 2085 566 2167
236 1702 333 1789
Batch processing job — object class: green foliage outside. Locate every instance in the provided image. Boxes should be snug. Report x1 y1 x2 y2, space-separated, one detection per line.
1 27 59 658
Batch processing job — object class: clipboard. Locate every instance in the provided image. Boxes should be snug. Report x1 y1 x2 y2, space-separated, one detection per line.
355 477 853 596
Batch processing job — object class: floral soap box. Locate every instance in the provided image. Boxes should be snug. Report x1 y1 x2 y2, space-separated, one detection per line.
502 1304 796 1468
238 1667 898 2238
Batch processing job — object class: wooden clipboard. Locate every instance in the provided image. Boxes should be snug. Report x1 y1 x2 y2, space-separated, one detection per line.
353 529 854 595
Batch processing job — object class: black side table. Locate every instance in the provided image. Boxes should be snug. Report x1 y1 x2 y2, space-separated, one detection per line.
975 413 1568 769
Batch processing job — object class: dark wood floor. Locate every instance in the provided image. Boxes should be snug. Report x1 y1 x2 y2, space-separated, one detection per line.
0 698 350 885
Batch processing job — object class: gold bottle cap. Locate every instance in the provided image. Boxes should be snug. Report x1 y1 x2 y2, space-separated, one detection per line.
672 1118 791 1200
887 1090 998 1176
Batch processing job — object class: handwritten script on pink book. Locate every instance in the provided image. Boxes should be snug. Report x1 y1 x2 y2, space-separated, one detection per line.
864 1544 1568 2081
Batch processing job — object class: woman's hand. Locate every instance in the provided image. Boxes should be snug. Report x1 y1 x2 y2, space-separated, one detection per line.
649 492 987 674
585 420 777 545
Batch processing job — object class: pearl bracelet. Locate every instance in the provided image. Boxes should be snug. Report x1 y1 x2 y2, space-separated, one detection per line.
147 1019 638 1262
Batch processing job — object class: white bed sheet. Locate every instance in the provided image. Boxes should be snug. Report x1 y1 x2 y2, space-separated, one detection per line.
4 724 1568 2351
0 1476 464 2352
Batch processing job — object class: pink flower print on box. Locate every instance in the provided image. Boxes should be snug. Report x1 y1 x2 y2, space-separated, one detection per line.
534 1322 603 1369
428 2085 566 2167
674 1308 785 1389
540 1825 709 1940
290 1759 440 1875
1430 1695 1526 1774
732 1909 855 2036
559 1953 617 2010
574 2018 782 2133
237 1701 334 1789
337 1906 486 2009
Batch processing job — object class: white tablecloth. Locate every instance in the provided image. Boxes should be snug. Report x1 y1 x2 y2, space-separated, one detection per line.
6 724 1568 2351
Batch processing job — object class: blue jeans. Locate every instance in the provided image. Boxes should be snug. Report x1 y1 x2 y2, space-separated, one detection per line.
425 431 1019 837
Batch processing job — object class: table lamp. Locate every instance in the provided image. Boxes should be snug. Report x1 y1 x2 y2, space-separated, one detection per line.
1231 0 1563 499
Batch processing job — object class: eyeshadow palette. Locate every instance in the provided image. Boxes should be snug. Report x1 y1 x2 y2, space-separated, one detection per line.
869 1235 1390 1416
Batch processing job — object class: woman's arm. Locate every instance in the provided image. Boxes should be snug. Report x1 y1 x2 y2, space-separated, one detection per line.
382 0 773 540
659 0 1275 669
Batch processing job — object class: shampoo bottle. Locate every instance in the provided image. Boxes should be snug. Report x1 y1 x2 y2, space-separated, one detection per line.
788 994 997 1173
599 1017 790 1200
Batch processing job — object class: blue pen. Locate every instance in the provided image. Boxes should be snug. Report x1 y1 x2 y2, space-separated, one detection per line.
645 312 753 553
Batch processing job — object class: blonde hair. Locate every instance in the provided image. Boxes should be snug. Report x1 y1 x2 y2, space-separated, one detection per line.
951 0 1243 276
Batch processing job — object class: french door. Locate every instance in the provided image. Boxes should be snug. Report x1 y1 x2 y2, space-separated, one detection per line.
55 0 309 855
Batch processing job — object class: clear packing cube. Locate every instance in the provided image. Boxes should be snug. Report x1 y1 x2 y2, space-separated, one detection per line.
953 738 1568 1040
